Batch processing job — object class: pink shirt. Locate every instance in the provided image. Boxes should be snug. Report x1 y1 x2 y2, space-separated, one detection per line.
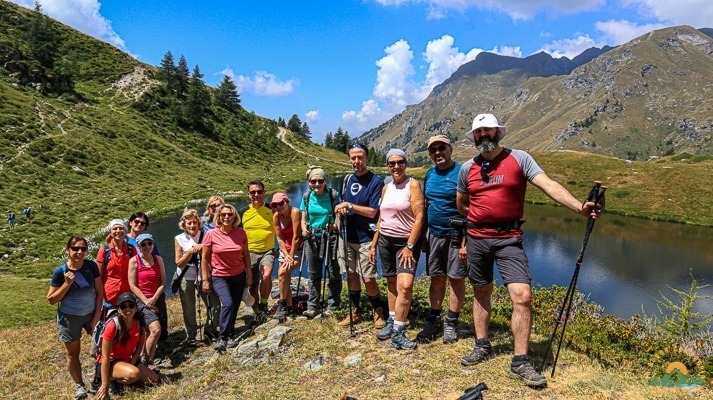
204 227 247 277
379 177 415 238
135 254 161 298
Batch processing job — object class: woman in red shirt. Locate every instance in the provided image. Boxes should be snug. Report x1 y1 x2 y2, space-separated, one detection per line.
271 193 303 319
96 292 157 400
96 219 134 306
201 204 253 352
128 233 166 369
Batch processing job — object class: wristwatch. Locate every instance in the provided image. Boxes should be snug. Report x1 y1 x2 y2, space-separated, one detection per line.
347 203 353 210
407 243 414 250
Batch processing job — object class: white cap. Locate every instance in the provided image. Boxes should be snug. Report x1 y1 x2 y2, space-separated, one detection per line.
465 113 506 142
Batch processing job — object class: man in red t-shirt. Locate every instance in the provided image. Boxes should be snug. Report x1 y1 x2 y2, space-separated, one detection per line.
456 113 601 388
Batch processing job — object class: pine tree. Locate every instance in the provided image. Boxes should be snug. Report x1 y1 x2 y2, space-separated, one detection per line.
158 51 176 93
184 65 213 134
175 55 190 97
324 132 333 148
300 122 311 139
287 114 302 134
28 2 57 68
215 75 240 112
277 117 287 127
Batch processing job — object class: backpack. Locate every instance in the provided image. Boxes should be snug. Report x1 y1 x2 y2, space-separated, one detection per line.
23 209 30 215
101 242 135 265
90 310 144 358
7 212 14 220
302 188 338 230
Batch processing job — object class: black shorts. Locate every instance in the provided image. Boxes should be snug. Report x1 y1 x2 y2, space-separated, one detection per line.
137 299 161 326
378 234 422 277
426 234 467 279
466 236 531 287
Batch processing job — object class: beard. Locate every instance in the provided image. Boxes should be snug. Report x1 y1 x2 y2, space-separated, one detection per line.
476 131 500 153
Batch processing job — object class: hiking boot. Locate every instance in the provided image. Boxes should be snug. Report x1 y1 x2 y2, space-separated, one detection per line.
213 338 227 352
373 307 385 329
442 316 458 344
272 300 288 320
376 317 394 341
416 316 442 343
390 326 417 350
509 360 547 388
461 343 493 366
226 337 240 349
322 304 333 317
337 307 363 327
74 382 88 400
302 309 319 319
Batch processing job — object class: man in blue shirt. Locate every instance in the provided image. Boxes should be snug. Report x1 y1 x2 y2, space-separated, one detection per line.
416 135 466 344
334 144 386 329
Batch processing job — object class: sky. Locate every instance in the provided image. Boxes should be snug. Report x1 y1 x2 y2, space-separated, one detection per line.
8 0 713 143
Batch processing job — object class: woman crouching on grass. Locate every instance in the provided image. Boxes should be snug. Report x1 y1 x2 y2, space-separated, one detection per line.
128 233 166 370
96 292 158 400
47 235 104 400
271 193 303 319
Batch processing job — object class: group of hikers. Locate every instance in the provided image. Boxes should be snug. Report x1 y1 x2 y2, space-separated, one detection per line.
6 206 31 230
48 113 601 399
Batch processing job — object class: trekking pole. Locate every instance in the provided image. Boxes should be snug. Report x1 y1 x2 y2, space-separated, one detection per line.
342 215 356 338
195 264 203 343
540 181 606 377
294 241 307 318
321 229 334 317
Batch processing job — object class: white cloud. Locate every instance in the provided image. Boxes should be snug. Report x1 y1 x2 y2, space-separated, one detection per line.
9 0 130 53
373 40 418 107
538 34 600 59
372 0 606 20
418 35 481 98
595 19 668 44
621 0 713 29
489 45 523 58
305 110 320 123
222 68 299 97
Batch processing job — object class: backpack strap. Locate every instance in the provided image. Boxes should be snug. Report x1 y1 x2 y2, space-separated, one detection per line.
102 244 111 265
302 191 312 230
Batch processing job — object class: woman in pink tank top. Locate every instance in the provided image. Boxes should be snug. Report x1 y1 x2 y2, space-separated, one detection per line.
128 233 166 369
370 149 425 350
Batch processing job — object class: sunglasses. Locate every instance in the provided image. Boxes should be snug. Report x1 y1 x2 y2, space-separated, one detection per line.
428 145 448 153
310 179 325 184
249 190 264 195
132 220 146 226
139 240 154 247
119 302 136 310
387 160 406 168
209 203 222 209
350 143 369 154
70 246 88 252
220 213 234 218
273 200 286 207
481 160 491 182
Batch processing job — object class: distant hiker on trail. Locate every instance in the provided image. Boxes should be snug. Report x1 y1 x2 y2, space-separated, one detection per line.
334 143 386 329
456 113 602 388
47 235 103 400
240 180 275 319
271 193 303 320
201 204 252 352
370 149 425 350
202 196 225 233
96 219 134 307
300 167 341 318
23 206 32 223
128 233 166 371
417 135 466 345
95 292 158 400
6 210 15 230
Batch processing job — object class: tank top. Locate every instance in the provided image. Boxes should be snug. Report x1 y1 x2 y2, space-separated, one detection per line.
379 177 415 238
135 254 161 298
277 212 296 253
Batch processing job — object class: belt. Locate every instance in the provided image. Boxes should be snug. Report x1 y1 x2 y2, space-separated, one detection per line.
466 220 525 232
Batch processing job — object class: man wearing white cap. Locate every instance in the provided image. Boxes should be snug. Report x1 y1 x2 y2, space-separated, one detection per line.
456 113 601 388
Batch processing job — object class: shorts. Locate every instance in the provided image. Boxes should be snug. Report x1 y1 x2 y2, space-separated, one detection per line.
337 238 377 279
427 234 467 279
378 234 423 277
278 250 303 266
250 250 276 289
466 235 531 287
137 300 161 326
57 311 94 342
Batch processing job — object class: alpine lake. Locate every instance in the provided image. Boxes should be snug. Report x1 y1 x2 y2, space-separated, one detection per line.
147 176 713 326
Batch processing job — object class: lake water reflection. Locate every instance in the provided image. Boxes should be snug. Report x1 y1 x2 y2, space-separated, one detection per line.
148 177 713 325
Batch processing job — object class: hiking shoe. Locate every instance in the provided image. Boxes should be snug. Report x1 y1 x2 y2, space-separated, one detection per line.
373 307 385 329
226 337 240 349
376 317 394 341
272 300 288 320
461 344 493 366
213 338 227 352
74 382 88 400
302 309 318 319
442 316 458 344
416 316 442 343
337 307 363 327
390 327 417 350
509 360 547 388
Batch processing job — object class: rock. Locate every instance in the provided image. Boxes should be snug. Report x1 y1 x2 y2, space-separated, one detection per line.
374 375 386 383
267 326 293 342
304 355 324 371
343 353 362 367
254 319 279 334
234 339 259 357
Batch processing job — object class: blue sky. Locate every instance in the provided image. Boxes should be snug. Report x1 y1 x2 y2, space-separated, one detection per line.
9 0 712 143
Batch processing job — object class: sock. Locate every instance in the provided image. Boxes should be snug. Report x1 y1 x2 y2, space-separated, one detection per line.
512 354 529 365
393 320 405 330
447 310 460 320
429 308 442 320
348 290 361 312
388 311 396 320
260 299 268 305
475 338 491 347
368 294 381 309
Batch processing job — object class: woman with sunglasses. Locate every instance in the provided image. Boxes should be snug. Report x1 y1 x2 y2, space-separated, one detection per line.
202 196 224 233
201 204 252 352
128 233 166 369
96 219 135 307
300 167 341 318
126 212 159 255
270 193 303 319
96 292 157 400
370 149 425 350
48 236 104 400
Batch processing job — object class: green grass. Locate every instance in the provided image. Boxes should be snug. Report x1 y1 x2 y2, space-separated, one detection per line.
0 274 54 329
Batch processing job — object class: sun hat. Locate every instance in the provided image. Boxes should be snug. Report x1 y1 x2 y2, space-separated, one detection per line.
427 135 451 148
135 233 153 244
117 292 137 306
465 113 507 143
386 148 407 162
107 219 126 230
270 193 289 208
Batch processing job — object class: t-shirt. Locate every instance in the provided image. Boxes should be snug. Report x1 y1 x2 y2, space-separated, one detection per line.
98 318 142 363
299 191 339 231
342 171 384 244
425 162 462 238
457 148 543 239
203 227 248 277
241 205 275 253
50 260 100 315
96 242 134 306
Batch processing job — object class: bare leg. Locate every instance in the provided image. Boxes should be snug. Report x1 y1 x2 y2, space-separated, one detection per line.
448 277 466 312
386 276 397 313
363 277 380 297
260 265 273 302
507 282 532 355
63 340 83 384
277 263 293 306
394 274 414 322
472 283 493 339
429 275 447 310
145 321 161 360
